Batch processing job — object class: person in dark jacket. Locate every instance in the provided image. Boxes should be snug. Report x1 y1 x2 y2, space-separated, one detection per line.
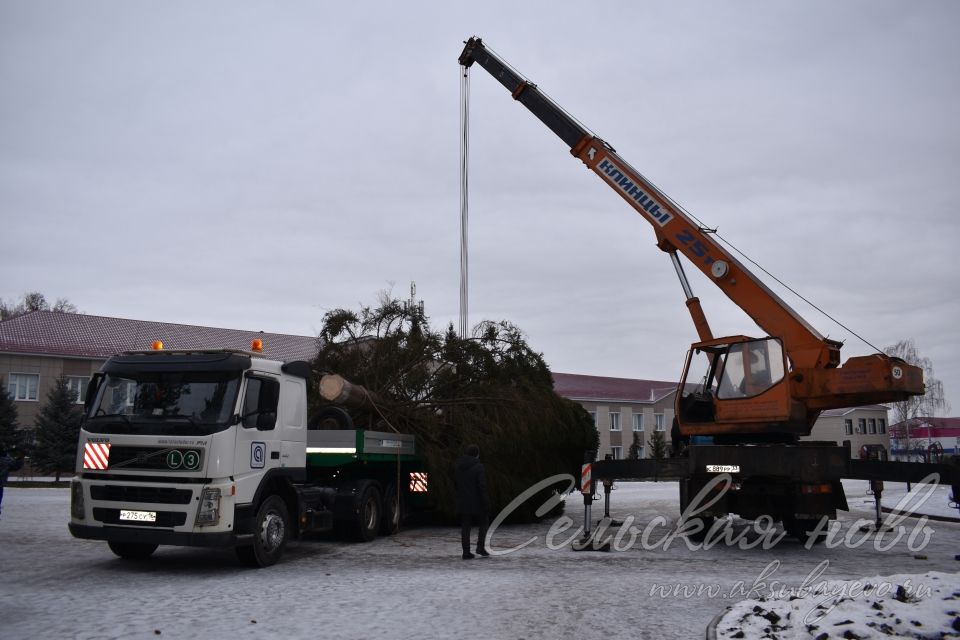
454 444 490 559
0 447 24 518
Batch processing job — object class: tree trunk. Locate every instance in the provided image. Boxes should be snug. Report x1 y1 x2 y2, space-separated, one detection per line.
318 374 381 408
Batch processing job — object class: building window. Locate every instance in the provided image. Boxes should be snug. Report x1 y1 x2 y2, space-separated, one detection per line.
7 373 39 401
857 418 866 434
637 446 645 459
611 446 622 460
879 419 886 434
589 412 597 427
65 376 90 405
655 413 665 432
844 419 853 436
868 419 877 435
633 414 644 431
609 412 621 431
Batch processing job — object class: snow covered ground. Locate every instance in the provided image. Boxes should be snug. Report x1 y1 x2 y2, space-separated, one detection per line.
1 479 958 640
713 570 960 639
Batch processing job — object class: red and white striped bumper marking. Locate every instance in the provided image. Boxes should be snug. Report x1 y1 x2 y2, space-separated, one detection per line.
581 463 592 494
83 442 111 470
409 472 428 493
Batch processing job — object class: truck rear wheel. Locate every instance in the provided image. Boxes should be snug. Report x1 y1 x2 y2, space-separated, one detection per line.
346 483 381 542
381 482 403 536
682 516 715 543
784 517 825 545
108 541 158 560
237 495 289 567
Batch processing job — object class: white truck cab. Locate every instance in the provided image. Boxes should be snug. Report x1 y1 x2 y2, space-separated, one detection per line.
69 346 427 567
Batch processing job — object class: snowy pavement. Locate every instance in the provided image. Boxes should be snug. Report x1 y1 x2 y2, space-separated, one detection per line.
1 480 958 640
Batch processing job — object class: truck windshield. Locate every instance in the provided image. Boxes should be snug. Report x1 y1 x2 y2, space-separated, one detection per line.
85 372 241 436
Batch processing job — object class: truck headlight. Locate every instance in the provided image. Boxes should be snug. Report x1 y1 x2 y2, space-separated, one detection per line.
70 479 85 520
196 488 221 526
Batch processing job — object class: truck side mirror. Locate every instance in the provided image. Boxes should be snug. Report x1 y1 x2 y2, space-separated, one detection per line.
256 412 277 431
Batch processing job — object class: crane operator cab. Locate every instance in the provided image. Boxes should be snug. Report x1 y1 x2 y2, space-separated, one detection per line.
676 335 808 441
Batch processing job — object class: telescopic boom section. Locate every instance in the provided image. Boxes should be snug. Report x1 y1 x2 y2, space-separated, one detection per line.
460 37 833 370
459 37 924 434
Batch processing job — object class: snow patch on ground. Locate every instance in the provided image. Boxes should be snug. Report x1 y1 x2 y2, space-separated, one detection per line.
714 570 960 639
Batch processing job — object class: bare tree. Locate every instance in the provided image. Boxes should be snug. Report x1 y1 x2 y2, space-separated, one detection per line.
0 292 79 320
885 339 949 461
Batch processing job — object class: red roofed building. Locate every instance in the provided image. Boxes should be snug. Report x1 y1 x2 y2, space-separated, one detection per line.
0 310 319 427
552 372 680 459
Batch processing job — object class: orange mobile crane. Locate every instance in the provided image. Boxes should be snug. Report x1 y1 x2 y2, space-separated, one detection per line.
458 37 921 442
460 37 954 540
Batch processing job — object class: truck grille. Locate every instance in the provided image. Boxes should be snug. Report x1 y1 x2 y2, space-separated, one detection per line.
93 508 187 528
90 485 193 505
107 446 204 472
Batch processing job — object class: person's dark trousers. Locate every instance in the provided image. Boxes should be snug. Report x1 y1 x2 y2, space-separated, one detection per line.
461 512 490 554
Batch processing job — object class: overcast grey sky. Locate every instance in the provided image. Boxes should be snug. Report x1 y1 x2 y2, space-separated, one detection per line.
1 1 958 415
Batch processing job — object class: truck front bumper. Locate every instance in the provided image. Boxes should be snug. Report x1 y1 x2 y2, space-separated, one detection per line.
68 522 252 547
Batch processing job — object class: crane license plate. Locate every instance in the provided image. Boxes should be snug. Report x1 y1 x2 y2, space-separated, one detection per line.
705 465 740 473
120 510 157 522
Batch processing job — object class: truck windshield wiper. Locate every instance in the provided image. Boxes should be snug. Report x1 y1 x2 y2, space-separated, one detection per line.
93 412 131 425
167 414 202 427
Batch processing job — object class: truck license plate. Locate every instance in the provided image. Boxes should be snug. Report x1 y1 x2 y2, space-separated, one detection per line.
706 465 740 473
120 510 157 522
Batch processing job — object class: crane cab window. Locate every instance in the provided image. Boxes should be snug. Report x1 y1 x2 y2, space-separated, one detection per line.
716 338 785 400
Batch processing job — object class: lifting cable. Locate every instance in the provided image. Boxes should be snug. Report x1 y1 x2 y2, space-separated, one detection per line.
361 386 404 533
459 63 471 338
640 171 884 354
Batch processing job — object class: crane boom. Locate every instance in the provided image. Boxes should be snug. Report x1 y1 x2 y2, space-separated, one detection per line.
459 37 924 439
459 37 834 369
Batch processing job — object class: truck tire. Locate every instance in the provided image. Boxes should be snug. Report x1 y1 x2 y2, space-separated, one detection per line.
682 516 715 543
783 517 825 545
237 495 289 567
679 478 714 542
308 407 354 430
347 483 382 542
380 482 403 536
108 541 158 560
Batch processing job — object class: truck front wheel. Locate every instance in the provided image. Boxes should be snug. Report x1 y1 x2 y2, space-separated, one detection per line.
108 541 158 560
237 495 289 567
